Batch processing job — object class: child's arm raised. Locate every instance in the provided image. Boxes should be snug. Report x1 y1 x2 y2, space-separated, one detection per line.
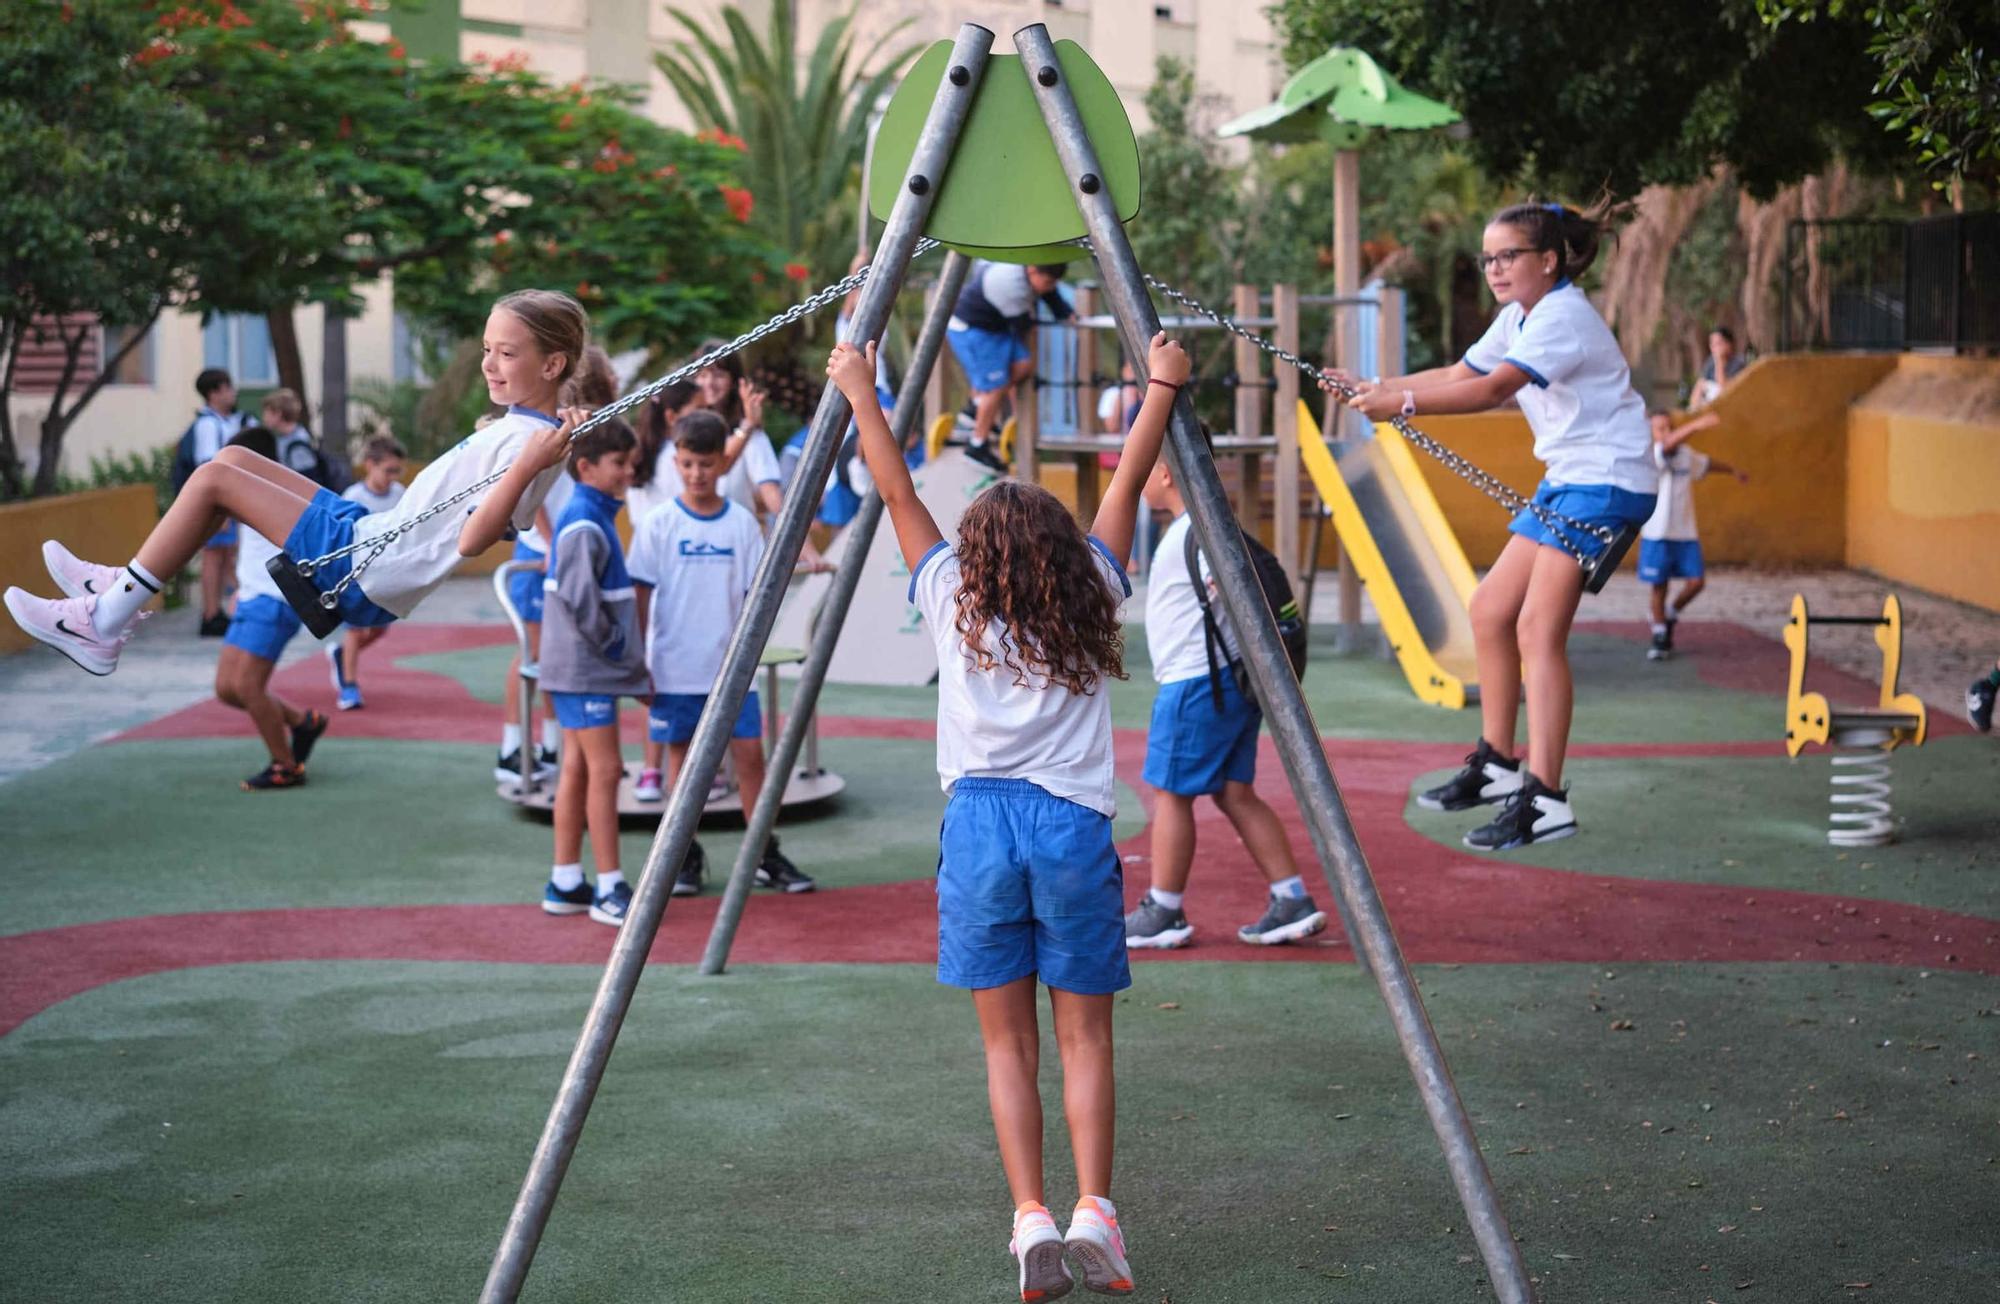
1659 411 1721 452
459 412 578 557
1091 332 1189 565
828 341 942 571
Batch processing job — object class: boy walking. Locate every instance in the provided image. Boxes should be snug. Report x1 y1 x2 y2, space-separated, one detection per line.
1123 453 1326 949
326 435 407 709
628 411 813 897
1638 410 1746 661
188 368 247 636
538 419 648 926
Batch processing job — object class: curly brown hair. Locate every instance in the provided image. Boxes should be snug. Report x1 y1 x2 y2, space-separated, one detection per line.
951 480 1126 695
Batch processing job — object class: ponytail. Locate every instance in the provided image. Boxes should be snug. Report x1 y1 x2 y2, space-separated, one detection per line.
1495 201 1604 280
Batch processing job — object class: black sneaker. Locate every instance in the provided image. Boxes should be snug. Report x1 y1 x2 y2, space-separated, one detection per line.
537 744 561 771
1416 739 1523 812
1969 675 1997 733
1236 893 1328 946
753 837 816 892
671 839 708 896
494 747 558 785
242 761 306 791
1463 774 1578 852
198 612 230 637
1124 893 1193 949
290 709 329 766
965 441 1009 474
1646 628 1671 661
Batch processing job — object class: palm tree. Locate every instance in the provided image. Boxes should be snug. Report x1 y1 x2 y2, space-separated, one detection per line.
655 1 922 292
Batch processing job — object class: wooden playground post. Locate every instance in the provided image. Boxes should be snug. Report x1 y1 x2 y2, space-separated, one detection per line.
1332 148 1364 641
1232 282 1264 535
1013 324 1040 481
1376 285 1406 393
1272 282 1302 597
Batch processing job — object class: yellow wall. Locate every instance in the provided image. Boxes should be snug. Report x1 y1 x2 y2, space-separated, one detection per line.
0 486 159 653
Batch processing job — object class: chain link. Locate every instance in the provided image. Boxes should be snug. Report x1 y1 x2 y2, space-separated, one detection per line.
1129 265 1616 564
295 239 942 607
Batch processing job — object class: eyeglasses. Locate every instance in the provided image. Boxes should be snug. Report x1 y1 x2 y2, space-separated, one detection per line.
1475 247 1533 274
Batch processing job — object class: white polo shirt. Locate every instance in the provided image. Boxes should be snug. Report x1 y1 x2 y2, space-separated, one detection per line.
234 524 284 604
1146 513 1231 685
909 537 1130 817
626 497 767 695
1462 281 1655 494
1642 444 1712 541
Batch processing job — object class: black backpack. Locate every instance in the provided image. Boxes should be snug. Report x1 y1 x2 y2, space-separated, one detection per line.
169 412 261 494
1184 523 1308 708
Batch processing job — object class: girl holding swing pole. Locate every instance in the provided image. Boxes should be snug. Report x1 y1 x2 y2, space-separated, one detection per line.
1324 202 1656 851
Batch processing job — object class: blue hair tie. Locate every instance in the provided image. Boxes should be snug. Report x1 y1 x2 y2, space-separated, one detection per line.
1544 202 1566 215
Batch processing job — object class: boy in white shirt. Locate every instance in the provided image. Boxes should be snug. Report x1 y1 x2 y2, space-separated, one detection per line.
627 411 814 896
327 435 408 709
1637 410 1746 660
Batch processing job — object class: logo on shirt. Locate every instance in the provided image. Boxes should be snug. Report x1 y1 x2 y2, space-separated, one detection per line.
677 540 736 558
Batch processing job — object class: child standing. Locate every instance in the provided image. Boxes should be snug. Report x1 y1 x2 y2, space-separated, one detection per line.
538 418 648 926
1327 202 1657 851
8 290 586 677
327 435 408 709
1637 410 1746 661
188 368 247 636
832 329 1188 1301
627 412 814 897
212 425 328 791
1122 443 1326 950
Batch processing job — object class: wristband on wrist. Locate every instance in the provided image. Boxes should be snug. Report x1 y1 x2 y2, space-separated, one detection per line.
1148 378 1181 392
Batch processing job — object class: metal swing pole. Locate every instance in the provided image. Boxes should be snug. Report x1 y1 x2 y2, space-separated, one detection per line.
1013 24 1536 1304
700 249 973 975
478 26 996 1302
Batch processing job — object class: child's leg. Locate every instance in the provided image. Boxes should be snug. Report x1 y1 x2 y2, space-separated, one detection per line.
971 975 1046 1207
1212 780 1298 884
553 731 588 867
1649 580 1670 628
1467 536 1539 758
216 646 301 765
132 452 316 590
1048 987 1115 1199
1517 544 1588 788
729 736 766 841
576 724 625 877
1145 790 1198 896
1671 575 1705 615
642 737 665 775
200 546 231 620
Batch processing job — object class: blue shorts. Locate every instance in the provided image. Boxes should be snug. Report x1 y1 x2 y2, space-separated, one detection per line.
1143 674 1261 796
222 594 302 662
507 541 546 624
548 691 618 730
281 489 398 628
206 522 239 549
648 691 761 745
937 778 1130 994
1508 480 1657 559
1637 538 1705 583
947 326 1031 394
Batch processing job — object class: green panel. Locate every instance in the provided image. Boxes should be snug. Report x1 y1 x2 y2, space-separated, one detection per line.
387 0 460 65
870 41 1140 249
462 18 525 38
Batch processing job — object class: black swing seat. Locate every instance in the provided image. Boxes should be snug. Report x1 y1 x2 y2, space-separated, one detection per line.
267 552 345 639
1579 520 1639 595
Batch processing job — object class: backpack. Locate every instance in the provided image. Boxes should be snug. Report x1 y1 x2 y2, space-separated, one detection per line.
168 412 262 494
1184 522 1307 709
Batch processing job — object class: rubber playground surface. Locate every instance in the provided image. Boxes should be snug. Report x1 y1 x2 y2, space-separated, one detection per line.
2 614 1995 1302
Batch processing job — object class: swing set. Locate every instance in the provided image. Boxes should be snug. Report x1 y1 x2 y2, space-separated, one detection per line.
257 26 1632 1302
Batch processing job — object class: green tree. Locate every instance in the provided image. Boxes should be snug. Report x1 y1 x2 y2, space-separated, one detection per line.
0 1 256 497
1131 58 1243 314
1266 0 1900 201
654 0 923 290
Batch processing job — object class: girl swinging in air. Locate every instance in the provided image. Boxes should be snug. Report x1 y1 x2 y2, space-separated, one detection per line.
1325 203 1656 850
831 328 1191 1302
7 290 589 677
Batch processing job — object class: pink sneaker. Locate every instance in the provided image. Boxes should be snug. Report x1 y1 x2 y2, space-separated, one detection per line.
1010 1203 1073 1302
1065 1197 1134 1295
3 587 130 676
41 540 124 601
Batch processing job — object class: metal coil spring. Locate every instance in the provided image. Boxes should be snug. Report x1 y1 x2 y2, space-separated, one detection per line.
1827 750 1897 848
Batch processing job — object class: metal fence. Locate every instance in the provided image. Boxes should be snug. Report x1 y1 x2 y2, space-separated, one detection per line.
1780 214 2000 352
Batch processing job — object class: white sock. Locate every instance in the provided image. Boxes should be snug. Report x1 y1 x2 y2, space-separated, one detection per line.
595 870 625 895
89 561 161 639
1148 888 1184 911
539 718 562 753
1650 622 1668 637
1271 875 1307 900
502 723 524 755
550 862 584 891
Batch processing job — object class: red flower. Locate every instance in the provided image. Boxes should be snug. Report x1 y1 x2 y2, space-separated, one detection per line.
386 37 405 61
784 262 809 282
718 184 753 223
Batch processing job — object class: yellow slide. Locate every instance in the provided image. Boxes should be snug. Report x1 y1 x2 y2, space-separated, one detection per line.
1296 401 1481 709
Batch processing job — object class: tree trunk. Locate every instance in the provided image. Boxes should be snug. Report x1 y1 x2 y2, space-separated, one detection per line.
320 305 349 457
268 305 308 411
0 321 24 499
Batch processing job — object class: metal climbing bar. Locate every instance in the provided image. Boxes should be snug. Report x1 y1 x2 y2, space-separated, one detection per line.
476 25 997 1302
699 249 974 975
1014 23 1536 1303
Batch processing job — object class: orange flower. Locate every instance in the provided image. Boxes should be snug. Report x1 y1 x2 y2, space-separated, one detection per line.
718 184 753 223
784 262 809 282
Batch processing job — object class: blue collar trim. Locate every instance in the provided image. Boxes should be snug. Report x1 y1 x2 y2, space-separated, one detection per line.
508 404 560 426
675 496 730 521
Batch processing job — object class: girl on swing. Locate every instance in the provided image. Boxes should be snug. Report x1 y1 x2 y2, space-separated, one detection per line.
7 290 589 677
1325 202 1656 850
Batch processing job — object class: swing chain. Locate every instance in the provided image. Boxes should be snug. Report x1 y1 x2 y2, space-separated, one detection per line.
1129 268 1617 561
294 239 942 607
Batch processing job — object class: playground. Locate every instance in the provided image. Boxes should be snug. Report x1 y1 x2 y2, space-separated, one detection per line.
5 8 2000 1304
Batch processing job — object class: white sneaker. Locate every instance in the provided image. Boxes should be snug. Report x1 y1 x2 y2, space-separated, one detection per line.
1065 1197 1134 1295
1010 1204 1073 1302
634 768 664 802
41 540 124 601
3 587 131 676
